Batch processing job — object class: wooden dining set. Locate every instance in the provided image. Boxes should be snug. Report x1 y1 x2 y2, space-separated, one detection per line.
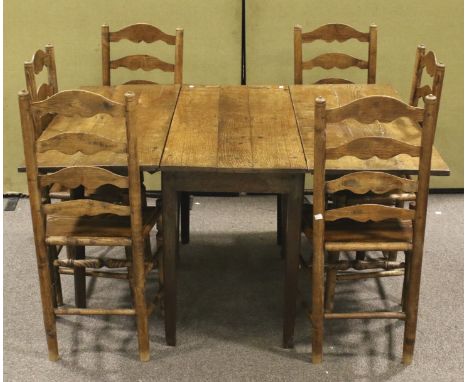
17 22 449 365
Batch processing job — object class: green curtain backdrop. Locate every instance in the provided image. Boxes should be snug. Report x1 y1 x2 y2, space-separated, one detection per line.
4 0 463 192
3 0 241 193
247 0 463 189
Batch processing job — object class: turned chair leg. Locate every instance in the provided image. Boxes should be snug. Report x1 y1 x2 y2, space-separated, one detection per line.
356 251 366 261
48 245 63 307
388 200 405 262
36 241 59 361
401 251 411 311
324 251 340 313
180 192 190 244
311 247 325 363
387 251 398 261
125 246 135 303
131 242 150 362
402 248 423 365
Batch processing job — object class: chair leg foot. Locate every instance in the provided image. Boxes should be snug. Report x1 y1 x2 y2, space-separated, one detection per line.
139 351 150 362
312 352 323 364
48 349 60 362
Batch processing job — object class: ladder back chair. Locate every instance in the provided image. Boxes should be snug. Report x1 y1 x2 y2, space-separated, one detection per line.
409 44 445 118
101 23 188 245
294 23 377 85
18 89 160 362
302 94 438 364
344 46 445 262
24 45 68 199
101 23 183 85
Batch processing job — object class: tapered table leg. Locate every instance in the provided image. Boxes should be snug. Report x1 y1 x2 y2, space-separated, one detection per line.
180 192 190 244
282 178 303 348
162 173 179 346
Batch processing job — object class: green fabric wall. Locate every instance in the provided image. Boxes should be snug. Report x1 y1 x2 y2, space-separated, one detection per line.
4 0 463 192
4 0 241 192
246 0 463 189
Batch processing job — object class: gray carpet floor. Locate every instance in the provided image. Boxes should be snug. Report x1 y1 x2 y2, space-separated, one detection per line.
3 195 464 381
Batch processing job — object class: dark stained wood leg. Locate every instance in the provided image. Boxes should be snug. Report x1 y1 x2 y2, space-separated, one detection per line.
282 177 303 348
356 251 366 261
280 194 288 259
180 192 190 244
48 245 63 307
401 251 411 311
70 186 86 308
162 172 178 346
324 251 340 313
277 194 283 245
73 246 86 308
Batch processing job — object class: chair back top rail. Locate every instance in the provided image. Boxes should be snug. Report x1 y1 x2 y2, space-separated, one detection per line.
18 89 144 226
102 23 183 85
312 94 438 229
294 23 377 85
24 44 59 136
409 45 445 115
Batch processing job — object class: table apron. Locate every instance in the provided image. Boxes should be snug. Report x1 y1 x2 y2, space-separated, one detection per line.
161 171 305 194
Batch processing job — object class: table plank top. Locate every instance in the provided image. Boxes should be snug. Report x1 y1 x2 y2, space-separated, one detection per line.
289 84 450 175
161 85 308 172
22 83 450 177
33 84 180 172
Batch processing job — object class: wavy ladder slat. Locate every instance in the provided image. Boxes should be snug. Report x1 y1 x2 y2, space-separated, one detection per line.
109 23 176 44
36 132 127 155
324 204 415 222
30 90 125 118
326 171 418 194
42 199 131 217
110 55 175 72
301 23 370 43
326 96 425 124
39 166 129 191
326 137 421 160
303 53 368 70
315 78 354 85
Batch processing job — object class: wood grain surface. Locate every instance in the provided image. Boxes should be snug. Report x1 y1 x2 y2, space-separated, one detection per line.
289 84 449 175
33 84 180 172
161 85 307 172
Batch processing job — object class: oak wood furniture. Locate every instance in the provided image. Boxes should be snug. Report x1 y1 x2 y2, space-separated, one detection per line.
410 45 445 118
24 45 66 196
341 46 445 267
18 89 162 361
101 22 190 245
101 23 183 86
294 23 377 85
160 85 307 347
19 83 449 359
302 94 438 365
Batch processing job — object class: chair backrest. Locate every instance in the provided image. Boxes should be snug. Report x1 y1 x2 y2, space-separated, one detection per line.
294 23 377 85
101 23 183 86
18 89 144 244
409 45 445 120
24 45 59 136
312 95 438 253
